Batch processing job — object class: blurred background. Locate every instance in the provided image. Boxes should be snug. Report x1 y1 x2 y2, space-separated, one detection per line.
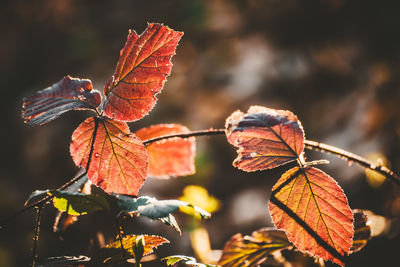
1 0 400 266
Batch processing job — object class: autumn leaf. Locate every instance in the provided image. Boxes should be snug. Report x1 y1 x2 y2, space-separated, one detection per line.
163 255 218 267
136 124 196 178
22 76 101 125
269 167 354 266
350 209 371 254
107 234 169 257
70 117 148 195
103 23 183 122
218 228 291 267
225 106 305 172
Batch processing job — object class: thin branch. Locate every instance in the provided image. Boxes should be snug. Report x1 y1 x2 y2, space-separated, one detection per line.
0 169 87 229
31 205 43 267
115 217 128 264
304 140 400 186
143 128 225 146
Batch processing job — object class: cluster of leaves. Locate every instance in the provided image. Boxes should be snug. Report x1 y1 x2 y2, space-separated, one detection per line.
224 106 354 265
20 22 391 267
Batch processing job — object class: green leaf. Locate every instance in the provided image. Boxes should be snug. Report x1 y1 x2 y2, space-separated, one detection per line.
163 255 219 267
26 190 109 216
114 195 210 227
218 228 291 267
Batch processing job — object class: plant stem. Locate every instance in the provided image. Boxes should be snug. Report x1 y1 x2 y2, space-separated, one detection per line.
142 128 400 186
304 140 400 186
31 205 43 267
0 169 87 229
142 128 225 146
115 217 128 265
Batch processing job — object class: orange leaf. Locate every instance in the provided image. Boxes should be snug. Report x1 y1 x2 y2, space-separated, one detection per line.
104 23 183 122
136 124 195 178
70 117 148 195
225 106 304 172
107 234 169 256
22 76 101 125
269 167 354 266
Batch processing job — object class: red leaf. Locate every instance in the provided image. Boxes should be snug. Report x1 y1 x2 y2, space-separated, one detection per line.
104 23 183 122
225 106 305 171
22 76 101 125
107 234 169 256
136 124 196 178
269 167 354 266
70 117 148 195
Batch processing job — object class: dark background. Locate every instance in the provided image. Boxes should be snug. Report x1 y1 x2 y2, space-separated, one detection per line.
1 0 400 266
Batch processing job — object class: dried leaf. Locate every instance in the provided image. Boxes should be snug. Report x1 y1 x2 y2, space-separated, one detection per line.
269 167 354 266
22 76 101 125
104 23 183 122
136 124 196 178
163 255 219 267
106 234 169 257
350 209 371 254
70 117 148 195
225 106 304 172
218 228 291 267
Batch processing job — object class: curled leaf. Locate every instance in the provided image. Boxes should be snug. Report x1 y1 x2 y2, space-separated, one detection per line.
350 209 371 254
136 124 196 178
218 228 291 267
106 234 169 257
269 167 354 266
104 23 183 121
70 117 148 195
225 106 305 172
22 76 101 125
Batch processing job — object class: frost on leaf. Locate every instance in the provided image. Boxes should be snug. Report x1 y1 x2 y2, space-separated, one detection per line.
70 117 148 195
104 23 183 122
136 124 196 178
22 76 101 125
269 167 354 266
218 228 291 267
225 106 304 172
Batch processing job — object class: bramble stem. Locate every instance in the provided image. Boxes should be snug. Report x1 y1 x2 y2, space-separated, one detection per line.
115 217 128 264
142 128 400 186
31 205 43 267
143 128 226 146
304 140 400 186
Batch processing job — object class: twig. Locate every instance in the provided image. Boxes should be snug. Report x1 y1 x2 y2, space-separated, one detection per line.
115 217 128 265
31 205 43 267
304 140 400 186
143 128 225 146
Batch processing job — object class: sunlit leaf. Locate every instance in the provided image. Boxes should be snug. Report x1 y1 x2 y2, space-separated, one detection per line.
225 106 305 172
136 124 196 178
70 117 148 195
350 209 371 254
22 76 101 125
114 194 210 220
218 228 291 267
25 190 109 216
107 234 169 257
163 255 219 267
104 23 183 122
269 167 354 266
